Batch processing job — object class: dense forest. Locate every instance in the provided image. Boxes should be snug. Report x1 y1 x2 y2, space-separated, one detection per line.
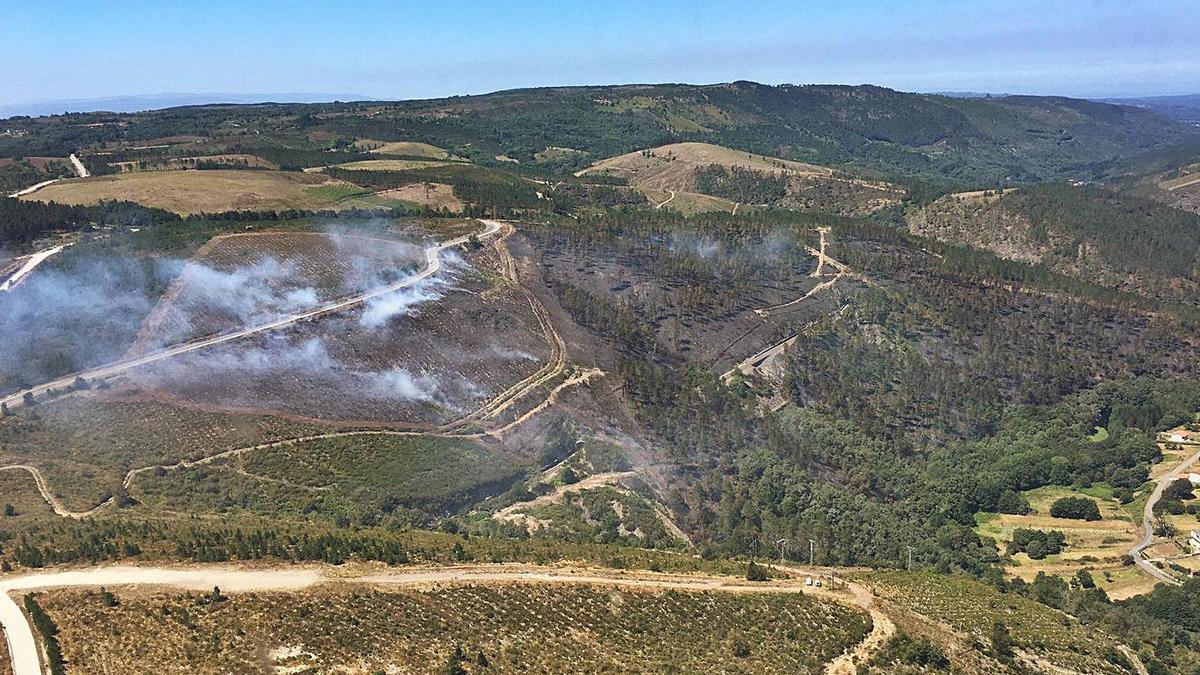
0 197 178 249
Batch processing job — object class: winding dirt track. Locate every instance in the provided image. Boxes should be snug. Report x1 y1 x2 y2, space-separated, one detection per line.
0 563 878 675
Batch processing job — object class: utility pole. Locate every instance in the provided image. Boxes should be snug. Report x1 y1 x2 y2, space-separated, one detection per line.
808 538 816 567
906 546 914 571
776 538 789 564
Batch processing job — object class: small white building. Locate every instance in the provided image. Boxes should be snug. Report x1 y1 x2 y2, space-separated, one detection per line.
1170 430 1191 443
1189 473 1200 487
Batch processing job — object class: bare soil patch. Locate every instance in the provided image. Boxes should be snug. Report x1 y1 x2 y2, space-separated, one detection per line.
376 182 465 212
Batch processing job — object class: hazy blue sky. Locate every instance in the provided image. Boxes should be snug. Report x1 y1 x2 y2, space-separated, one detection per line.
2 0 1197 106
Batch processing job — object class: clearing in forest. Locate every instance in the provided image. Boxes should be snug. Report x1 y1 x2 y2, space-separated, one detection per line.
577 142 901 215
354 140 451 158
974 485 1148 598
20 170 380 215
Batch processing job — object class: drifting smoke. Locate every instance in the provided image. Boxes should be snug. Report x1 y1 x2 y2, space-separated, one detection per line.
669 233 723 259
154 336 338 376
359 249 464 329
362 368 443 404
486 341 538 361
0 225 493 419
175 257 322 326
0 254 170 390
360 278 448 329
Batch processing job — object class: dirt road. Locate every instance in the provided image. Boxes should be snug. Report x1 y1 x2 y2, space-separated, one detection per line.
0 245 64 292
0 220 503 411
6 178 62 199
4 153 87 199
68 153 89 178
655 189 676 209
1130 446 1200 584
0 562 865 675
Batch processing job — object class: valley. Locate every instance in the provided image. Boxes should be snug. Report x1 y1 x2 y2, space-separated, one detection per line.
3 77 1200 674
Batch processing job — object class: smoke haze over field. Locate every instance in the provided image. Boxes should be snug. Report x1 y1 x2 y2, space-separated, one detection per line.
0 254 173 393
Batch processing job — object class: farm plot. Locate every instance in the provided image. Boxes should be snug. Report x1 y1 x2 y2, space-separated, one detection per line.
131 434 522 521
974 485 1142 596
353 140 451 158
0 395 336 512
38 583 868 674
19 170 377 215
326 159 450 171
125 242 551 425
376 182 465 212
129 230 427 351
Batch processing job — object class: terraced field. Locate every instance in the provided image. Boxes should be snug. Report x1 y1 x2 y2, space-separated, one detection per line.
35 582 869 674
974 485 1149 598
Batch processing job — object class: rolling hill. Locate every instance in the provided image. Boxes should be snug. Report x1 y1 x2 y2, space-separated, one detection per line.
576 141 903 215
3 82 1198 186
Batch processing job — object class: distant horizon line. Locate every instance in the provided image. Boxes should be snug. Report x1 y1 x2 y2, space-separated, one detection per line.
2 83 1197 120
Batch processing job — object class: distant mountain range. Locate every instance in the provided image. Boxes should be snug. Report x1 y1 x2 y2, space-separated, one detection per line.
1098 93 1200 124
0 93 369 119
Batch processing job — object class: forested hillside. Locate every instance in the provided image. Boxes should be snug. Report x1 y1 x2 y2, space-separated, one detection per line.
907 183 1200 301
3 82 1197 186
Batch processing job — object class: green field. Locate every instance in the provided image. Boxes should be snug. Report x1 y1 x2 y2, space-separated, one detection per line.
0 396 336 510
131 434 523 524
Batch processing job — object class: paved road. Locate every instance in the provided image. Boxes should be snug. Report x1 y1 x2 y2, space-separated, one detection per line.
0 562 835 675
0 220 502 411
1130 445 1200 584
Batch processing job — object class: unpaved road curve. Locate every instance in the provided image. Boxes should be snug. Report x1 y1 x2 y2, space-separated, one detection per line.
0 563 861 675
4 153 88 199
1130 445 1200 584
6 178 62 199
0 465 111 519
0 220 503 411
0 245 65 292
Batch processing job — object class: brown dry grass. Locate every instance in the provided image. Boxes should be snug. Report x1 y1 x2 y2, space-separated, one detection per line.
20 170 372 215
328 159 449 172
577 141 831 190
638 187 736 215
376 182 465 212
354 140 450 158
